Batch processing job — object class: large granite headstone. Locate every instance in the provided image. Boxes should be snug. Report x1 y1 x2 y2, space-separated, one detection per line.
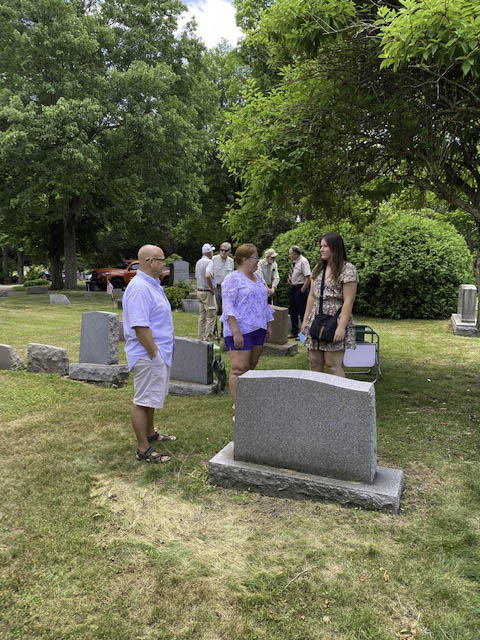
170 260 190 285
27 343 69 375
79 312 119 364
181 298 200 313
50 294 70 305
235 370 376 483
451 284 478 336
209 370 404 513
0 344 25 370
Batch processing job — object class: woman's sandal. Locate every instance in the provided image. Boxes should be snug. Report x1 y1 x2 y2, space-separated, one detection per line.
147 431 177 443
136 446 171 464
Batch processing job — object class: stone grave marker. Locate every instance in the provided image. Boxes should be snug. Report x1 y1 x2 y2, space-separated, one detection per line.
451 284 478 337
0 344 25 370
50 294 70 305
70 311 128 386
27 343 69 375
170 260 190 285
209 370 404 512
26 286 49 294
262 306 298 356
79 311 119 365
169 337 216 395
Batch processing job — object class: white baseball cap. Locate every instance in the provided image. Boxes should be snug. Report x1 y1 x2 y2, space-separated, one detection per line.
202 243 215 254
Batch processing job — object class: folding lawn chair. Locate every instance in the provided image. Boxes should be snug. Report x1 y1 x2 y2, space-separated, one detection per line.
343 324 381 383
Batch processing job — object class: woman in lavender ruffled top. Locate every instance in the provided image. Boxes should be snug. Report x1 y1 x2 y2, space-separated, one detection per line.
221 244 274 408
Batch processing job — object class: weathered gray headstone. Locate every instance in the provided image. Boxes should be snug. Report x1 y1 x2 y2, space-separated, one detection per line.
209 370 404 513
79 312 119 364
171 337 213 385
235 370 376 483
50 294 70 305
451 284 479 336
0 344 25 370
0 289 8 297
457 284 477 322
69 363 129 387
26 286 49 295
27 343 69 375
268 306 289 345
171 260 190 285
181 298 200 313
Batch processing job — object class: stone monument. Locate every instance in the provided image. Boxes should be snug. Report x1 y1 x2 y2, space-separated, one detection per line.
69 311 129 386
451 284 479 337
27 343 69 375
170 260 190 285
262 306 298 356
209 370 404 513
169 337 217 395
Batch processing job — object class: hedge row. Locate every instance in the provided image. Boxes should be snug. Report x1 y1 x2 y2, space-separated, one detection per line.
271 214 473 319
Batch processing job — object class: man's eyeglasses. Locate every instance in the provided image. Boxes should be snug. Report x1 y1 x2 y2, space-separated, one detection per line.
220 249 229 253
150 257 165 262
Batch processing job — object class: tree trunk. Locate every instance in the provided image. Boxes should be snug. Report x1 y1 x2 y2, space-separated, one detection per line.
63 197 85 290
48 221 64 290
16 249 25 284
1 247 8 283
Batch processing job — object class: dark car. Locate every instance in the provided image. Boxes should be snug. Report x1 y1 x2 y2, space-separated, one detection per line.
90 260 170 290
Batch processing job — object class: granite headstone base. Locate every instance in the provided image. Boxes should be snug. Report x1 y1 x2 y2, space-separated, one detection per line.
169 380 218 396
262 341 298 356
69 363 129 387
209 442 404 514
451 313 479 337
26 286 49 294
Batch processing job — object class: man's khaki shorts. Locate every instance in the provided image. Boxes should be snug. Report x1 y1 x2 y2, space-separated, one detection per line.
132 354 170 409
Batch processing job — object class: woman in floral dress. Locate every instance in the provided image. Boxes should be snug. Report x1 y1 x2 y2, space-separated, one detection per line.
222 244 274 405
301 232 358 377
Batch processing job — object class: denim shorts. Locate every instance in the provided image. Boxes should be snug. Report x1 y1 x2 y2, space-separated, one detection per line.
224 328 267 351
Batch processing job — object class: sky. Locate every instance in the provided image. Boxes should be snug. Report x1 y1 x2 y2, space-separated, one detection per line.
181 0 243 49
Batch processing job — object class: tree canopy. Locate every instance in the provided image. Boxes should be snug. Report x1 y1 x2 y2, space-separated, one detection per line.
0 0 217 287
221 0 480 243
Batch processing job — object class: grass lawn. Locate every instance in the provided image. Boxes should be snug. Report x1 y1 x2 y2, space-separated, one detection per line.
1 291 479 639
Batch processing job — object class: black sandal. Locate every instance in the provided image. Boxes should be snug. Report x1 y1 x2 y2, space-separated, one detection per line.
147 431 177 443
135 447 171 464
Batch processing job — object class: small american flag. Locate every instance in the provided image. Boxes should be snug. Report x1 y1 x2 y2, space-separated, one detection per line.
106 280 113 295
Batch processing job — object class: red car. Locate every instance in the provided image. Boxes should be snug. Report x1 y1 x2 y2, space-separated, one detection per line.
89 260 170 290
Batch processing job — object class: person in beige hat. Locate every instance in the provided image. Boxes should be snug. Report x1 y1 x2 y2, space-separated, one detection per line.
257 248 280 304
195 243 217 341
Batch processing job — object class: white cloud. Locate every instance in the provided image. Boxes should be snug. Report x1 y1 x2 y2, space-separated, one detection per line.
181 0 243 49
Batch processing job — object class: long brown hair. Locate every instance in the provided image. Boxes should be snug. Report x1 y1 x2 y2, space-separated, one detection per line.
311 232 347 282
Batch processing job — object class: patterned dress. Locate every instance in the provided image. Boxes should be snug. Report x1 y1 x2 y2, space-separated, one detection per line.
304 262 358 352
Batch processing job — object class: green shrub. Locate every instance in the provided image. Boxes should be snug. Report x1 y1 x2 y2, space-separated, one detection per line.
165 253 183 266
164 285 189 310
25 266 48 280
350 214 474 319
24 279 50 288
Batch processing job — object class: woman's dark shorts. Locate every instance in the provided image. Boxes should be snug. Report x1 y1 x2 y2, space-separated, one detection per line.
224 328 267 351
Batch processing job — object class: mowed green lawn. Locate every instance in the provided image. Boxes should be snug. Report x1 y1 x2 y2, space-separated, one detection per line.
1 291 479 639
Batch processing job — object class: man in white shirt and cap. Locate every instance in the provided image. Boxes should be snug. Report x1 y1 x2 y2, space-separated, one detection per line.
257 248 280 303
208 242 234 316
195 243 217 341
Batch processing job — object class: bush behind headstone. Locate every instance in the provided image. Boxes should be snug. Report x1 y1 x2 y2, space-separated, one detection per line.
349 214 473 319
